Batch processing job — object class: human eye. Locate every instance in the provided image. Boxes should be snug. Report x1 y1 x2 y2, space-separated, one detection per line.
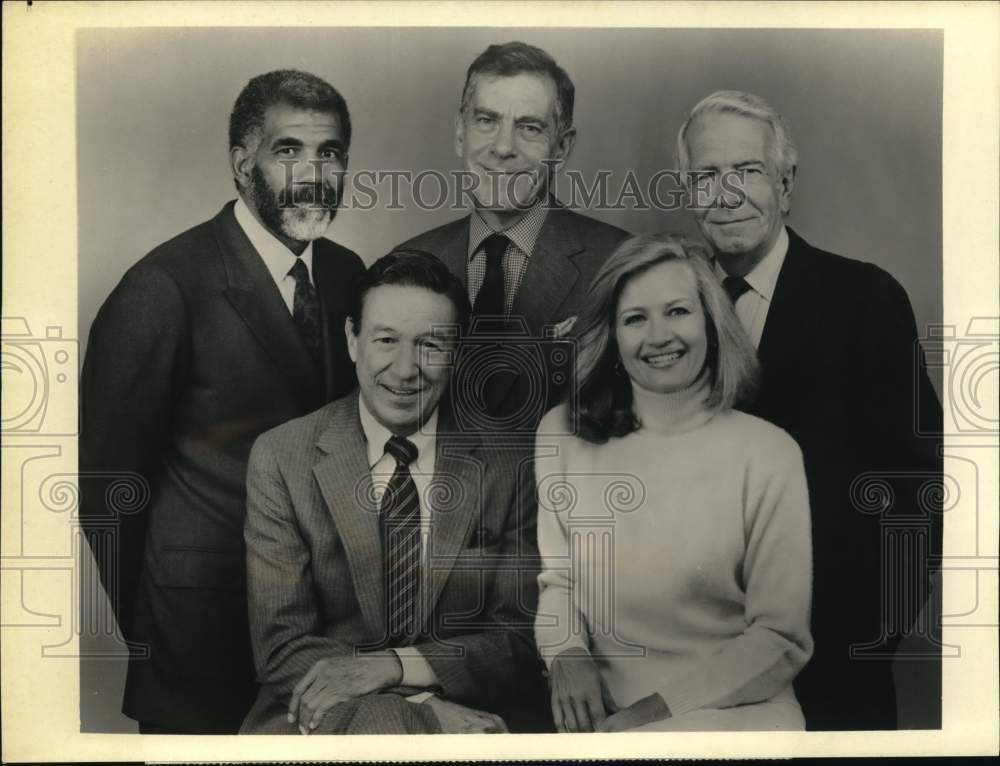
275 146 299 157
667 305 691 317
621 312 645 327
474 114 496 129
320 147 344 161
518 123 544 136
373 335 396 345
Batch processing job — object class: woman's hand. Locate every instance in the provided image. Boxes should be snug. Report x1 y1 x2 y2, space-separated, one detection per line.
549 647 618 732
596 693 671 732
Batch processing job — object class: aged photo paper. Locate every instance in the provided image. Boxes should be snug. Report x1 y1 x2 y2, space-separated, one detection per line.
2 0 998 761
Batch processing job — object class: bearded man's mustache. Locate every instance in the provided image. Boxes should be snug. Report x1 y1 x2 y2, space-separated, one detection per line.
277 183 339 208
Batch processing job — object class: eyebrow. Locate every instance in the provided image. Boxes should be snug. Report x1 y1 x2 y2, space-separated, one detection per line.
270 136 345 153
368 326 457 343
270 136 304 149
319 138 346 151
472 107 550 128
693 158 765 171
618 297 692 316
516 115 549 130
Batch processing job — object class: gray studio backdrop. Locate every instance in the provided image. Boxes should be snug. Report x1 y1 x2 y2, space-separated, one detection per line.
77 27 943 731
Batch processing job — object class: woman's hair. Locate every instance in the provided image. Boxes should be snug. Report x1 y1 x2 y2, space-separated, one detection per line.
570 233 759 443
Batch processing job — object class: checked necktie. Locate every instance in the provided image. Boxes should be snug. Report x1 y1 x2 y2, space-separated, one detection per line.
472 233 511 318
722 274 752 305
288 258 323 372
381 434 421 644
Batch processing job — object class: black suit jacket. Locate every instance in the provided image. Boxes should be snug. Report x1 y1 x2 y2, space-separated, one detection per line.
79 202 365 732
744 228 943 730
400 207 628 434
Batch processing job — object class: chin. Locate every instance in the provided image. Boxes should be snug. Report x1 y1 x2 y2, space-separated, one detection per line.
710 234 760 256
281 210 333 242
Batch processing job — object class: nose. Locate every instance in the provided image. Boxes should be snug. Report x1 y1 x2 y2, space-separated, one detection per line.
647 315 675 346
490 118 517 158
292 152 326 185
391 342 420 381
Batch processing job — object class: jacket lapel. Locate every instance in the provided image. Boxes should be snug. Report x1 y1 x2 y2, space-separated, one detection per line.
476 208 583 411
311 243 353 401
213 202 323 408
312 392 386 638
417 426 484 635
512 208 583 334
757 227 820 373
433 216 472 294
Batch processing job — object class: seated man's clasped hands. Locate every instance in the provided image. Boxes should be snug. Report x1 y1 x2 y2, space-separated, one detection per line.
241 251 541 735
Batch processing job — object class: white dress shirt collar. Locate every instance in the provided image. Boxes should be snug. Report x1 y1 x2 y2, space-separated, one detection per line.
714 225 788 301
467 199 549 261
357 394 438 476
233 196 314 285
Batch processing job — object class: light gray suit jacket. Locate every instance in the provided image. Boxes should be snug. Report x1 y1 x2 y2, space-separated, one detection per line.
240 391 542 733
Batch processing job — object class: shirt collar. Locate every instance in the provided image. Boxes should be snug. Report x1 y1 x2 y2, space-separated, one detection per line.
234 196 314 283
467 200 549 261
714 225 788 301
358 394 438 474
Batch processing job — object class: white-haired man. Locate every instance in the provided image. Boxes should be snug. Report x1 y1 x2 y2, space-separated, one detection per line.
677 90 943 730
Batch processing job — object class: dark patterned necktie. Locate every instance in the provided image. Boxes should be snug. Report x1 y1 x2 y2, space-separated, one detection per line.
472 233 511 318
381 434 421 644
288 258 323 370
723 275 752 305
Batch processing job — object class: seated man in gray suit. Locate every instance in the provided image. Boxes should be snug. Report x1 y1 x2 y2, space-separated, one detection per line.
241 250 542 734
400 42 628 433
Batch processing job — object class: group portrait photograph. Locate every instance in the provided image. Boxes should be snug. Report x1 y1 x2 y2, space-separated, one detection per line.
3 2 999 763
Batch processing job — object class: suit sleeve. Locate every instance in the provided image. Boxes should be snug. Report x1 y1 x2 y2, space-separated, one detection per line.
244 435 358 703
411 450 542 711
855 267 943 631
658 435 814 716
79 264 189 637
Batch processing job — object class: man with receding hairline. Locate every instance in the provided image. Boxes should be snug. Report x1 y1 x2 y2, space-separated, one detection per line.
400 41 629 433
677 90 943 730
80 69 364 733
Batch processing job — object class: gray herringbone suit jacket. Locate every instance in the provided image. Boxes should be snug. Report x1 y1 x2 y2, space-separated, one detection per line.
240 391 543 733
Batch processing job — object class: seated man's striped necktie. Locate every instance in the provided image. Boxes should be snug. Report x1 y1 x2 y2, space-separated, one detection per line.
380 434 421 643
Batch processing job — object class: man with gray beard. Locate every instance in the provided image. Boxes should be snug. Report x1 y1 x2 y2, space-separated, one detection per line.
79 69 365 733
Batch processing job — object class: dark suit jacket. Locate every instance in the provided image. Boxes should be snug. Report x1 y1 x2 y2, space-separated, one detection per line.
79 201 365 732
240 392 542 733
744 228 943 730
399 207 629 432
